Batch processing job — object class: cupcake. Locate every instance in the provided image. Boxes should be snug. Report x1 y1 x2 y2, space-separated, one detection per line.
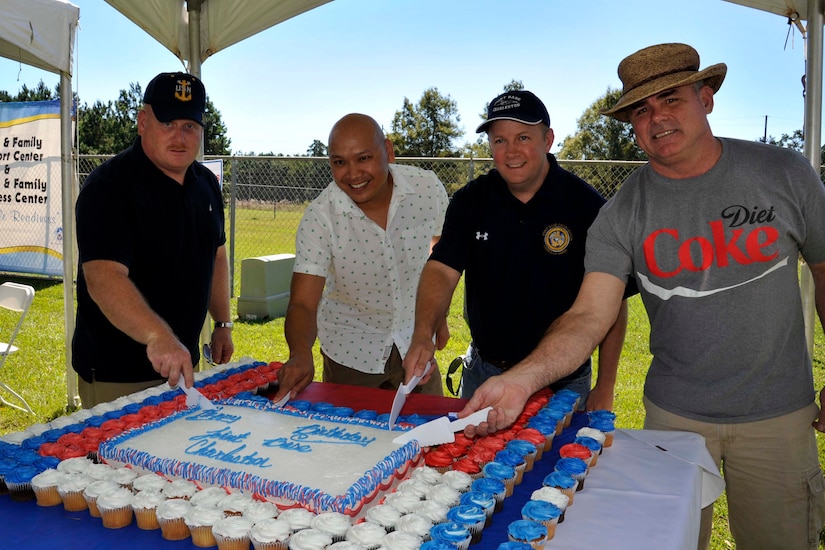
505 439 538 472
162 478 199 500
392 512 433 540
382 491 422 514
409 466 443 486
470 477 506 513
422 448 454 473
559 443 594 468
212 515 254 550
279 507 316 532
56 456 94 475
190 486 232 509
57 473 91 511
554 457 588 491
310 511 352 543
83 479 120 517
429 520 471 550
380 530 423 549
132 489 166 530
531 486 569 523
459 491 496 527
574 435 603 467
132 472 170 493
288 527 333 549
156 498 194 540
108 466 138 489
185 506 226 547
440 470 473 494
507 519 548 549
364 503 402 532
4 465 39 502
345 521 387 549
446 504 486 545
450 457 482 480
85 462 114 481
396 478 433 499
542 470 578 505
31 468 65 506
327 542 366 550
219 492 255 516
513 428 547 462
521 499 562 539
250 517 292 550
244 500 280 523
482 461 517 497
494 449 527 485
411 499 450 525
588 412 616 447
96 487 135 529
576 427 607 455
425 483 462 508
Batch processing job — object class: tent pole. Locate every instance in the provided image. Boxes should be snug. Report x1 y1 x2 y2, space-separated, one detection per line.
801 0 824 355
60 71 79 409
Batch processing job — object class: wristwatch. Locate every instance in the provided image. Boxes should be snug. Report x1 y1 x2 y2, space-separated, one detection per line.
214 321 234 330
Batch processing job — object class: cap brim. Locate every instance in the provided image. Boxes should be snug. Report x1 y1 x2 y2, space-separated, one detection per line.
476 116 544 133
601 63 727 122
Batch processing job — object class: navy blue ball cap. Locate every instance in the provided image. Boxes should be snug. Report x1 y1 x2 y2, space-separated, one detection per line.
476 90 551 133
143 72 206 126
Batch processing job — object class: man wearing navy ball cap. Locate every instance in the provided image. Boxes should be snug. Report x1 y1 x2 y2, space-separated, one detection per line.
73 72 234 407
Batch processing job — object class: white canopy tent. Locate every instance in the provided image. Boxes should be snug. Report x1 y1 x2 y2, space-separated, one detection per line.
0 0 80 407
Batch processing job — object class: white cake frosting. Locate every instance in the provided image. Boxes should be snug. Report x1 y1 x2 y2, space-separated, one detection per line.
289 527 334 549
249 517 292 543
98 398 420 514
96 486 134 511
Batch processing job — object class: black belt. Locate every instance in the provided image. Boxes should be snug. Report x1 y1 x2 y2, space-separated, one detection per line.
476 351 518 372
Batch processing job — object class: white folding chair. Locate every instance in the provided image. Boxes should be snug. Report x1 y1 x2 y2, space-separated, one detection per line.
0 282 35 414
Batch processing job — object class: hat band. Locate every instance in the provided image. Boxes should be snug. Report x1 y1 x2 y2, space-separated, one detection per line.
624 65 697 95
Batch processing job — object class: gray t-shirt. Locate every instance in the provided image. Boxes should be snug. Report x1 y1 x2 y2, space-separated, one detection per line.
586 137 825 422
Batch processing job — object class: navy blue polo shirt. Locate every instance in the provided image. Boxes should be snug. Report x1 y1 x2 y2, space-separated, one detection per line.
430 154 605 370
73 137 225 383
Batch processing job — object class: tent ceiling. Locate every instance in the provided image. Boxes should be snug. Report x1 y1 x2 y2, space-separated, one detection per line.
724 0 807 20
0 0 79 74
104 0 332 65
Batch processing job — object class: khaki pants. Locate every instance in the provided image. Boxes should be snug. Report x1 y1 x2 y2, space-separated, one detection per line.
78 375 164 409
644 397 825 550
321 344 443 396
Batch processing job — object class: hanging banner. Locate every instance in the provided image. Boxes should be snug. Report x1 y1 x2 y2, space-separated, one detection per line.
0 100 63 277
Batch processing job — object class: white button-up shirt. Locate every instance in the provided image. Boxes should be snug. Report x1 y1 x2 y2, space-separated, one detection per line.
294 164 449 373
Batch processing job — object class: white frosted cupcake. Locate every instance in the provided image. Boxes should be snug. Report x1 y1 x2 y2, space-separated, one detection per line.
310 511 352 542
132 489 166 530
345 521 386 550
83 479 120 517
132 473 170 493
530 486 569 522
365 503 402 532
108 466 138 489
250 517 292 550
31 468 65 507
380 530 423 549
162 478 199 500
411 500 450 524
382 491 421 514
219 492 255 516
425 483 461 508
396 478 433 499
212 515 254 550
57 473 91 512
56 456 94 475
85 462 114 481
244 500 280 523
156 498 194 540
288 527 333 549
409 466 443 486
393 512 433 540
190 486 230 508
97 487 135 529
441 470 473 494
279 507 316 532
185 506 226 547
327 542 366 550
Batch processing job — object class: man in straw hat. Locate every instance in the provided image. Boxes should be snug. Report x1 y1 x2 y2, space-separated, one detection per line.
448 43 825 548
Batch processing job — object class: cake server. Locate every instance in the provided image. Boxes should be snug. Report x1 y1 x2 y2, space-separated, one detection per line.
388 360 433 430
392 407 493 446
179 382 216 410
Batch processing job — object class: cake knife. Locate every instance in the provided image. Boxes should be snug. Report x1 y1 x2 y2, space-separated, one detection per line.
388 360 433 430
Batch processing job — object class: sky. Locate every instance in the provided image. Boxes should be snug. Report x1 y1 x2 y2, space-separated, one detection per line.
0 0 813 156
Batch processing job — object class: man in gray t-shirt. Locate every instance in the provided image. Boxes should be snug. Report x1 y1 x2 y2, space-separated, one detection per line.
456 43 825 550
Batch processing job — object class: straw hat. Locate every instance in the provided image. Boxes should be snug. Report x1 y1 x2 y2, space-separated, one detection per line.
601 43 727 122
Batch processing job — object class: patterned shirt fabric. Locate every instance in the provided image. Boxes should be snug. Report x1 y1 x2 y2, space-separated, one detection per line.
294 164 449 374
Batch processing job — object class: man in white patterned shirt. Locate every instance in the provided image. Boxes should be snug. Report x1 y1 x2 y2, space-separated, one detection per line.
273 113 449 400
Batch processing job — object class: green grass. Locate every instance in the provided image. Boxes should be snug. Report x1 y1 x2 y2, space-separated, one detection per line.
2 205 825 548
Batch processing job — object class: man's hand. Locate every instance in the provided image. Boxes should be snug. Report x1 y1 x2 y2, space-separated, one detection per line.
146 333 195 389
457 372 533 437
272 356 315 403
209 328 235 365
585 383 614 412
813 385 825 432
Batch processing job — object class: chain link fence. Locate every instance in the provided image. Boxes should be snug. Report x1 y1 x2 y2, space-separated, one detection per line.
77 155 644 293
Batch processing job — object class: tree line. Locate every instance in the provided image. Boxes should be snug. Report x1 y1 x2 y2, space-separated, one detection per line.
2 80 813 162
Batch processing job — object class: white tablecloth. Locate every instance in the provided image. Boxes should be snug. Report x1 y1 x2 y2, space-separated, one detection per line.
548 428 725 550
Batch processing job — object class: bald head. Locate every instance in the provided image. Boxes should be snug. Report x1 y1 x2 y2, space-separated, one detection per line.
328 113 387 155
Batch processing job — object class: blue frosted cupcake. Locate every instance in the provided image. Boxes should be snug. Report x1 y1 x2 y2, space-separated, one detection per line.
482 461 517 497
446 504 486 545
574 435 603 467
507 519 548 549
542 470 578 505
554 457 588 491
521 499 562 540
429 520 471 550
505 439 538 472
588 412 616 447
471 477 506 513
459 491 496 526
494 449 526 485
